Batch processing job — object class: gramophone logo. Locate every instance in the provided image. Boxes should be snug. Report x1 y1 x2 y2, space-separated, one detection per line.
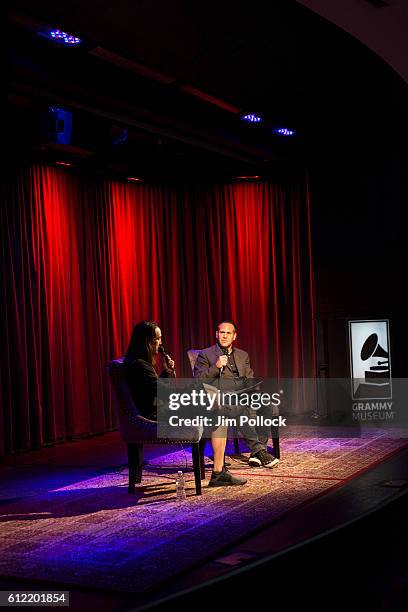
349 320 392 400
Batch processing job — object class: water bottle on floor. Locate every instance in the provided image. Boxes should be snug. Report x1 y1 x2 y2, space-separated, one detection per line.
176 470 186 501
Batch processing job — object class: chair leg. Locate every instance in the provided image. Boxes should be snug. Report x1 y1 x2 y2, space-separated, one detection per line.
191 442 202 495
198 437 207 479
271 428 280 459
127 443 143 493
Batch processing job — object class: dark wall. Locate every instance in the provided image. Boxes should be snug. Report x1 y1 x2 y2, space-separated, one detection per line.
310 124 407 425
310 137 408 380
301 12 408 417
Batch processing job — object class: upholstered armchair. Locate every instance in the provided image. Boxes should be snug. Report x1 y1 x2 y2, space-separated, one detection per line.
107 358 205 495
187 349 280 460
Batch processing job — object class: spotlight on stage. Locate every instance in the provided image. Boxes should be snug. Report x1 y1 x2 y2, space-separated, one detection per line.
38 29 82 46
55 161 74 168
273 127 296 137
241 113 263 124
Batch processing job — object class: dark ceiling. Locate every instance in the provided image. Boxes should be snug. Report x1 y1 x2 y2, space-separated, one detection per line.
7 0 408 180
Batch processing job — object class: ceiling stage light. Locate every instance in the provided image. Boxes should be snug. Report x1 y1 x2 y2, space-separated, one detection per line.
38 29 82 46
241 114 262 123
273 127 296 137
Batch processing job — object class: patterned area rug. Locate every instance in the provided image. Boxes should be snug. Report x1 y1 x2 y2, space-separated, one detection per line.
0 430 406 594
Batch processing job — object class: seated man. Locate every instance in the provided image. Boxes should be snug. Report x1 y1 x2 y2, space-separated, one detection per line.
193 319 279 470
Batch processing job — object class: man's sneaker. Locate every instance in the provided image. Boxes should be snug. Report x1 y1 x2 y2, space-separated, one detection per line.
208 469 247 487
248 449 279 468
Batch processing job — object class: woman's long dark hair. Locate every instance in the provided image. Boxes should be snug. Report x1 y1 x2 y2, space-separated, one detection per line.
124 321 159 366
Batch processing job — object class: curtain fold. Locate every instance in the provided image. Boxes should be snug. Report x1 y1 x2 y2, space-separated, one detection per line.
0 164 315 455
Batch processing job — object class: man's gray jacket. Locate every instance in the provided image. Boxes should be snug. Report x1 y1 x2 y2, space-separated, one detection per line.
193 343 254 380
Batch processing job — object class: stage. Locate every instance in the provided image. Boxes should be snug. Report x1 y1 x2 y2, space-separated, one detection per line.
1 426 407 610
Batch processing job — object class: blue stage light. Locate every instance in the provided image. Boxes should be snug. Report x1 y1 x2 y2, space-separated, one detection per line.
273 127 296 137
241 114 262 123
39 29 82 46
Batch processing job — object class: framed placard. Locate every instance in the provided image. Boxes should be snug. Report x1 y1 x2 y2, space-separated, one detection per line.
349 320 391 400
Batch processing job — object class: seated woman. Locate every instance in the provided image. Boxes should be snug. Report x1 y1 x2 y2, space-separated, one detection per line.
124 320 246 487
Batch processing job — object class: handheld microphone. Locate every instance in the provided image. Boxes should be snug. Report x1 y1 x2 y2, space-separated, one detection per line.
220 348 229 376
158 345 176 376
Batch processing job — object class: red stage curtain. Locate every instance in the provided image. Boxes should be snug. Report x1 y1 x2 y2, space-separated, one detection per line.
0 164 315 455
